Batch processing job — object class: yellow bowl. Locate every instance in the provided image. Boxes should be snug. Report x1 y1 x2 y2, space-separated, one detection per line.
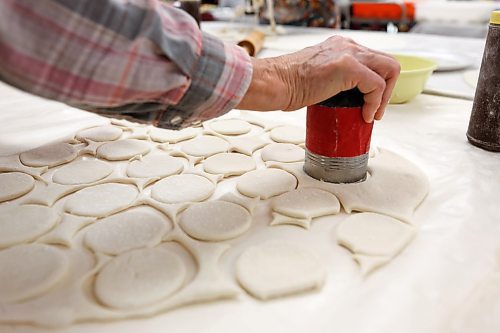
389 54 438 104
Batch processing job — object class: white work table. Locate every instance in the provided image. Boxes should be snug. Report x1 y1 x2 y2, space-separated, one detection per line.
1 24 499 333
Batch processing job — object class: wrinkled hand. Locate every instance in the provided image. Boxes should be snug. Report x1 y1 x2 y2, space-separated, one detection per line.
237 36 401 123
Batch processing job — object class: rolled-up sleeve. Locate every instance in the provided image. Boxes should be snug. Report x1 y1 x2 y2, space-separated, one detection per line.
0 0 252 128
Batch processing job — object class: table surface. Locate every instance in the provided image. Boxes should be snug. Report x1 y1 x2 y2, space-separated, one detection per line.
1 23 499 333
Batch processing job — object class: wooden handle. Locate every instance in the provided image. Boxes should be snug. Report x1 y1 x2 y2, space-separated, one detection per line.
237 30 265 56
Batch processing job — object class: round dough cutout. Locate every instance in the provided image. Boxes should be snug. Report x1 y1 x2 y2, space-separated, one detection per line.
0 205 59 248
20 142 77 168
203 153 256 177
94 247 186 309
236 241 325 300
127 154 183 178
0 172 35 202
237 168 297 199
209 119 251 135
149 127 199 143
76 125 122 142
180 201 251 241
52 159 113 185
272 188 340 219
151 174 215 204
97 139 150 161
0 244 69 303
270 126 305 144
181 136 229 157
64 183 138 217
261 143 305 163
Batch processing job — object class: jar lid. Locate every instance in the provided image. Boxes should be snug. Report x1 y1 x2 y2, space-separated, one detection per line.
491 11 500 25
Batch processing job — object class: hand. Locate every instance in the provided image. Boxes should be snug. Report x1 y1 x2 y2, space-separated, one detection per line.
237 35 401 123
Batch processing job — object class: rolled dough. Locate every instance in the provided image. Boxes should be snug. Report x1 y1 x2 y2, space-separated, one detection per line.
151 174 215 204
209 119 251 135
261 143 305 163
0 172 35 202
0 244 69 303
179 201 251 241
203 153 256 177
76 125 122 142
181 136 229 157
236 241 325 300
270 126 305 144
126 154 183 178
84 208 171 255
20 142 77 168
52 159 113 185
236 168 297 199
149 127 199 143
94 247 186 309
97 139 150 161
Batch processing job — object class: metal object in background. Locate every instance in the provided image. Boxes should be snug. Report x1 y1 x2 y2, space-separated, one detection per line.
304 88 373 184
467 11 500 152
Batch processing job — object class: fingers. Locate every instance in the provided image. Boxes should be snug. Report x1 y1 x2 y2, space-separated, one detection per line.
351 60 387 123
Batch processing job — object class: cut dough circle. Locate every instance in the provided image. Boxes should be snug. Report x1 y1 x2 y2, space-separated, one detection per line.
181 135 229 157
0 205 59 248
0 172 35 202
203 153 256 177
261 143 305 163
237 168 297 199
52 159 113 185
94 247 186 309
272 188 340 219
180 201 251 241
76 125 122 142
97 139 150 161
270 126 305 144
151 174 215 204
236 241 325 300
149 127 199 143
209 119 251 135
20 142 77 168
0 244 69 303
84 208 170 255
127 154 183 178
337 212 415 257
64 183 138 217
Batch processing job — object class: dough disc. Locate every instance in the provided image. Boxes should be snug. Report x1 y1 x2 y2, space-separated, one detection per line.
97 139 150 161
272 188 340 219
151 174 215 204
181 136 229 157
76 125 122 142
64 183 138 217
0 205 59 248
209 119 251 135
149 127 199 143
52 159 113 185
94 247 186 309
270 126 305 144
261 143 305 163
127 154 183 178
336 212 415 257
180 201 251 241
236 241 325 300
203 153 256 177
0 172 35 202
0 244 69 303
237 168 297 199
20 142 77 168
84 208 171 255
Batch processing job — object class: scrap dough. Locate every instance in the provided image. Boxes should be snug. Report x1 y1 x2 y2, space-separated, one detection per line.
203 153 256 177
151 174 215 204
236 241 325 300
20 142 77 168
270 126 305 144
76 125 122 142
149 127 199 143
97 139 150 161
0 172 35 202
94 247 186 309
64 183 139 217
236 168 297 199
0 205 60 248
127 154 183 178
181 135 229 157
272 188 340 220
52 159 113 185
261 143 305 163
84 207 171 255
180 201 251 241
0 244 69 303
209 119 251 135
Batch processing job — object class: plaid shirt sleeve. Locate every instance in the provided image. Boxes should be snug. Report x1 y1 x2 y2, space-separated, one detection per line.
0 0 252 129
